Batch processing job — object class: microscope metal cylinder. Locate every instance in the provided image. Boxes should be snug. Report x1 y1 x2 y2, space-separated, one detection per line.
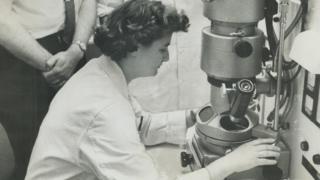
203 0 265 23
201 27 265 82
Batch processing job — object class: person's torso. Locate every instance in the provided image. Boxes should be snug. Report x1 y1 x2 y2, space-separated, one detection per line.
12 0 83 39
25 57 133 180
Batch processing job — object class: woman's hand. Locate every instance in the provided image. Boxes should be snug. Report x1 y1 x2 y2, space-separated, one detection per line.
224 138 281 173
205 138 280 180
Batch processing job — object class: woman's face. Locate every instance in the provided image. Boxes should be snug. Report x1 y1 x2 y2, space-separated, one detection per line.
135 33 172 77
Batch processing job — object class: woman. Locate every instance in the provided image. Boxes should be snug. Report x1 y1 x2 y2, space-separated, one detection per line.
26 0 280 179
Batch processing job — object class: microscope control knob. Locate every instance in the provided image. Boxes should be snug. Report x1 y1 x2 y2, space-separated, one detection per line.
300 141 309 151
180 152 193 167
313 154 320 165
234 41 253 58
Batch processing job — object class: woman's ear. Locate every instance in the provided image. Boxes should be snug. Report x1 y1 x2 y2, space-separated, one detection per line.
129 49 139 58
130 43 144 58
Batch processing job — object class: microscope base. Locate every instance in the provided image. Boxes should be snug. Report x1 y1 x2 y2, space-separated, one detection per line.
184 134 290 180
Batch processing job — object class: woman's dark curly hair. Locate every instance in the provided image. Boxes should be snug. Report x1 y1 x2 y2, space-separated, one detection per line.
94 0 190 61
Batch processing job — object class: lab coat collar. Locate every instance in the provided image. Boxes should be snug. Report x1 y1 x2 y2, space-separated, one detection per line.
98 55 129 99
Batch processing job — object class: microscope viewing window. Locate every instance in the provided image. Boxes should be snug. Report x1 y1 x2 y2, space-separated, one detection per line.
305 95 314 115
302 71 320 128
307 73 316 91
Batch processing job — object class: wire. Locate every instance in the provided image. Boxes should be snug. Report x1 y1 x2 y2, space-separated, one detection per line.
265 1 278 57
265 65 302 84
265 0 308 127
264 0 307 82
285 2 304 38
285 66 302 83
267 70 292 122
283 61 298 70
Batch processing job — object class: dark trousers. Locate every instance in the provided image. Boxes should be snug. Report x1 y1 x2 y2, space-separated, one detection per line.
0 123 14 180
0 32 85 180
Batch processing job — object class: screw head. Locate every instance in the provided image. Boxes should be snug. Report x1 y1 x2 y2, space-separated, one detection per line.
300 141 309 151
313 154 320 165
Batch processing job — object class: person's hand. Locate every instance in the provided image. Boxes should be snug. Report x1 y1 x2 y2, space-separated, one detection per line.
204 138 280 180
224 138 280 173
42 45 83 88
186 109 198 128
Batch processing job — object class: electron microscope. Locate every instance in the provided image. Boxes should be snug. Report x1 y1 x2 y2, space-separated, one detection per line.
180 0 320 179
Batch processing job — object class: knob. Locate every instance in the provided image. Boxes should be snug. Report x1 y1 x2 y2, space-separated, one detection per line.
180 152 193 167
234 41 253 58
300 141 309 151
262 47 271 62
313 154 320 165
273 16 280 22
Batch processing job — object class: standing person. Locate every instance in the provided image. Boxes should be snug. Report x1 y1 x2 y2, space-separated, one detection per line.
26 0 281 180
0 0 96 179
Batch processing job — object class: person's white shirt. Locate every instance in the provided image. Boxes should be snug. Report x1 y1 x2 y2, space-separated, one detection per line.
25 56 212 180
12 0 83 38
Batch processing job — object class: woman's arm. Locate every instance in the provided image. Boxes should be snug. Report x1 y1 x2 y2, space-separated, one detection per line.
180 138 280 180
0 0 52 71
78 99 280 180
130 96 190 145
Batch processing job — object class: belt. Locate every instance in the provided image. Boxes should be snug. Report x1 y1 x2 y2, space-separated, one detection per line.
36 30 66 44
36 30 69 55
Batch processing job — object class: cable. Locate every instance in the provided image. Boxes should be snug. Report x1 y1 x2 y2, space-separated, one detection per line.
265 0 279 57
283 61 298 70
263 0 307 82
283 65 302 83
265 0 308 127
285 1 304 38
280 70 296 127
265 0 307 65
267 71 291 122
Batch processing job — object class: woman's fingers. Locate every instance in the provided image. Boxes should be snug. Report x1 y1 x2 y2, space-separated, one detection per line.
248 138 276 146
258 150 281 158
256 144 281 152
257 158 278 166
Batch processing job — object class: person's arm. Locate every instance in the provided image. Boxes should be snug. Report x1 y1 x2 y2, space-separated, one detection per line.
180 138 281 180
138 110 188 145
0 0 52 71
130 96 195 146
78 100 280 180
77 101 213 180
72 0 97 47
43 0 97 87
78 102 163 179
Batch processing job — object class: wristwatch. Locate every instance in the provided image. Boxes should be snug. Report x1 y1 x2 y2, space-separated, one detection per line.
73 40 87 53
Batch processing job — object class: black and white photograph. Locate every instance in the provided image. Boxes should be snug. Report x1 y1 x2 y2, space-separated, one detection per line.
0 0 320 179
